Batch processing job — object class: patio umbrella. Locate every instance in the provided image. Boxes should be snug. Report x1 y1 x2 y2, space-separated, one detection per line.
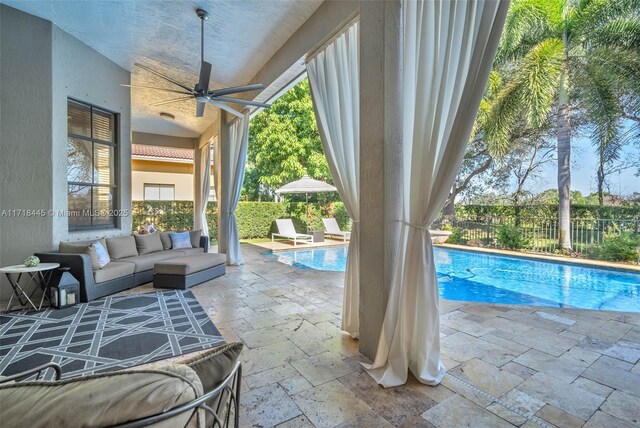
275 175 337 227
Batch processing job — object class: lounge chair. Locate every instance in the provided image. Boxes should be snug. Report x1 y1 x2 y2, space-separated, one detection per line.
322 218 351 241
272 219 314 246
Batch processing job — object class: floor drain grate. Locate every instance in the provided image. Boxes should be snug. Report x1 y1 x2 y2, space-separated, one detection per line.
445 373 552 428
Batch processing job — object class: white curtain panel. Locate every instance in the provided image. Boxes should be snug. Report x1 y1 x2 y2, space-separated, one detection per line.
226 115 250 265
366 0 509 387
195 142 211 238
307 22 360 338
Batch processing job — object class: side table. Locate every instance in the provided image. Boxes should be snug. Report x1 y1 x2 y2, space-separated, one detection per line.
310 231 325 243
0 263 60 312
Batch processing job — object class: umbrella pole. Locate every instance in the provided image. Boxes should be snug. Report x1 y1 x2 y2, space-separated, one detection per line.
306 193 309 232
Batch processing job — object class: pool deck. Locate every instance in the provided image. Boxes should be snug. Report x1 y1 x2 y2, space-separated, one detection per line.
251 238 349 252
132 243 640 427
438 243 640 273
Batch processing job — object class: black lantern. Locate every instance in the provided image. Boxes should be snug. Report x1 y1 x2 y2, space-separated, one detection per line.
49 267 80 309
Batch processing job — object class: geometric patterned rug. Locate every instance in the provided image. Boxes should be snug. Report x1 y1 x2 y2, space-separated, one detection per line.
0 290 224 380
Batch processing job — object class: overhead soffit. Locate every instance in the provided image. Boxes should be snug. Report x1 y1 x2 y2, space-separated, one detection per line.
2 0 324 137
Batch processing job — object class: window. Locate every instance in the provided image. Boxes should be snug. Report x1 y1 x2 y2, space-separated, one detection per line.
208 185 217 202
67 99 118 230
144 184 175 201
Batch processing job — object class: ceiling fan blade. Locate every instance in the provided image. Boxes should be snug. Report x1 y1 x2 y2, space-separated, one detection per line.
198 61 212 93
208 100 244 118
213 96 271 108
196 101 206 118
210 83 265 97
134 63 193 92
121 84 192 95
151 96 194 107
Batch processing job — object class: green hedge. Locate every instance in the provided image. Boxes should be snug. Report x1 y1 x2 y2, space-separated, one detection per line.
455 204 640 220
131 200 352 240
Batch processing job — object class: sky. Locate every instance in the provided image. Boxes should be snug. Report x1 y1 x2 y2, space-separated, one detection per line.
515 136 640 197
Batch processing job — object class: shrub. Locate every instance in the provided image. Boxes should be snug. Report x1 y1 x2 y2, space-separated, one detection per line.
235 202 286 239
597 227 640 263
496 224 529 250
447 227 465 244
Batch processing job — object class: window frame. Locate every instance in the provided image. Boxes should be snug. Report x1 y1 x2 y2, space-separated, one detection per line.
143 183 176 201
67 98 119 231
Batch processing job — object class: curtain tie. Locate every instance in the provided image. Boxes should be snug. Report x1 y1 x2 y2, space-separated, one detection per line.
397 220 429 232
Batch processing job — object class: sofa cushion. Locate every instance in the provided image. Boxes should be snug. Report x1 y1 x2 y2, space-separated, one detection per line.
119 251 178 273
106 235 138 260
59 238 108 270
0 364 203 428
170 231 192 249
174 247 205 257
159 231 176 250
182 342 242 395
93 241 111 268
155 254 226 276
134 232 163 255
189 229 202 248
93 261 135 283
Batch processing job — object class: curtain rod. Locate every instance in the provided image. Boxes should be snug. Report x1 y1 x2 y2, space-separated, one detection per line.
306 14 359 63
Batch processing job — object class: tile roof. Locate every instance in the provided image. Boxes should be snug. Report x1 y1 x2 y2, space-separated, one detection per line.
132 144 193 160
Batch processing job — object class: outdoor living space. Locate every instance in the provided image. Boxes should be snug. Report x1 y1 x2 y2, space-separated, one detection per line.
2 0 640 427
135 243 640 428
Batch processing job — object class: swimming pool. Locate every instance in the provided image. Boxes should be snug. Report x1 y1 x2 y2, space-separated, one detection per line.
267 246 640 312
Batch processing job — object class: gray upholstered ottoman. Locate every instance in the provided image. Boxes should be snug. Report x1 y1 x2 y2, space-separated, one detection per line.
153 253 226 290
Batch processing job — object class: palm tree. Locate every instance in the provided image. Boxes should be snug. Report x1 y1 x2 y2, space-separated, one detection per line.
485 0 640 249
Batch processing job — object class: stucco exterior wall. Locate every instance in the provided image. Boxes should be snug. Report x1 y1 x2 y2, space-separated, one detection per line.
131 171 194 201
52 24 132 244
0 5 131 300
0 5 54 302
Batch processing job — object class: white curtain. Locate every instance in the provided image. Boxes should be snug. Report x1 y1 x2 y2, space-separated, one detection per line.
194 142 211 239
226 115 250 265
307 22 360 338
366 0 509 387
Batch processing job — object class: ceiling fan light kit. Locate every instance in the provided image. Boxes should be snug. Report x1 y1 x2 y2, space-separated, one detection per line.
123 8 270 118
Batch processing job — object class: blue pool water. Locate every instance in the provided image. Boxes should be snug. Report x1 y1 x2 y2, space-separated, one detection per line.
267 246 640 312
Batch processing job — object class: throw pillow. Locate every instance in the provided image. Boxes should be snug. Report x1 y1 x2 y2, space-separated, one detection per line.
159 231 176 250
59 242 101 270
106 235 138 260
92 241 111 268
169 231 192 249
189 229 202 248
134 232 163 255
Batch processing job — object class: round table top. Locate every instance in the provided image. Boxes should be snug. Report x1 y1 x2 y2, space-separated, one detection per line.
0 263 60 273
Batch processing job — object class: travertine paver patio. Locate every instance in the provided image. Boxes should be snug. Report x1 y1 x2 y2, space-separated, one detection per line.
138 243 640 427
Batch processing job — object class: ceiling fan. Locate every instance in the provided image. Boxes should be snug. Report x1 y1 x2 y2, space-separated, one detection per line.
122 8 270 118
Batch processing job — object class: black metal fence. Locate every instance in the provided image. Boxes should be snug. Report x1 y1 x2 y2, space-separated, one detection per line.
442 216 640 254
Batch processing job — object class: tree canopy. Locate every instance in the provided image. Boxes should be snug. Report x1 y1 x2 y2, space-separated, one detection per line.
244 79 331 201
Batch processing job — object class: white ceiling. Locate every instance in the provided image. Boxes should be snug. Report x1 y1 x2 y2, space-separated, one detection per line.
2 0 323 137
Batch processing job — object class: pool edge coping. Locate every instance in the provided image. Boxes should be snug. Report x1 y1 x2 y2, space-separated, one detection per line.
437 243 640 273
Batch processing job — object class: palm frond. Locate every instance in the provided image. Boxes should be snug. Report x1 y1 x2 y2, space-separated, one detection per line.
496 0 561 64
587 17 640 50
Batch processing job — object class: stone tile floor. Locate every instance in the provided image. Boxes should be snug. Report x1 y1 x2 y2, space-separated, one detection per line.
145 244 640 427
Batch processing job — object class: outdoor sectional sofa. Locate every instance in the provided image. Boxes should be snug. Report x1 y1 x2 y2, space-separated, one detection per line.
36 231 224 303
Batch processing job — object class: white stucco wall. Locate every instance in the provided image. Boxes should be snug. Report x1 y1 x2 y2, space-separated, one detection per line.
132 171 194 201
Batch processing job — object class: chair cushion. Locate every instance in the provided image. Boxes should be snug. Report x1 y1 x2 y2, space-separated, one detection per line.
170 231 192 250
0 364 203 428
134 232 164 255
182 342 242 395
155 254 226 276
119 251 179 273
106 235 138 260
189 229 202 248
159 231 176 250
93 261 135 283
